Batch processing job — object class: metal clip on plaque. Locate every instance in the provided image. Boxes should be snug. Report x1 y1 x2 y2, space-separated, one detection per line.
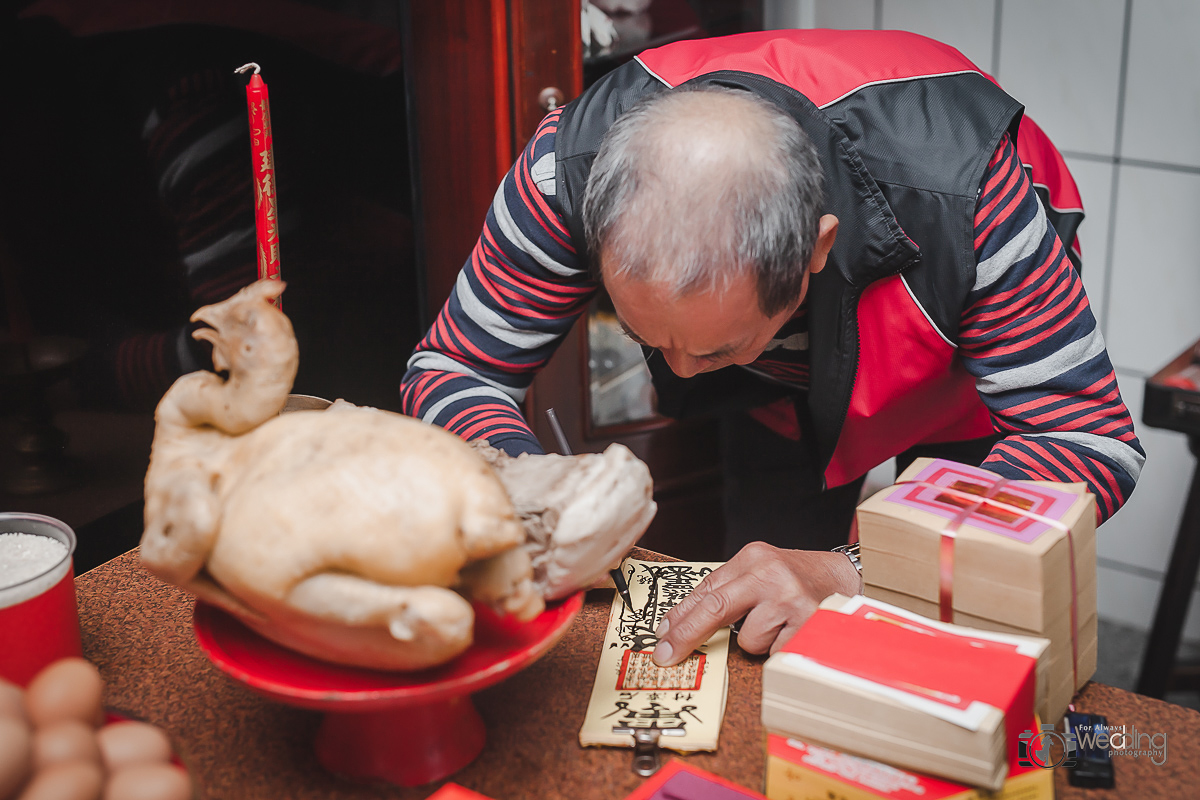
611 726 686 776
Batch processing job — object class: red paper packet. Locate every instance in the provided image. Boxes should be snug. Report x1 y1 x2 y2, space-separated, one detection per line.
766 734 1051 800
622 759 768 800
424 784 496 800
778 601 1038 768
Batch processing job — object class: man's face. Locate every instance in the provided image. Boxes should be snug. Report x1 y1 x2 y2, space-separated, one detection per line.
604 267 808 380
601 214 837 379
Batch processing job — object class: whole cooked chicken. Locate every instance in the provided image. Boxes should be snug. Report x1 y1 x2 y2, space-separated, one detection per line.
140 280 655 670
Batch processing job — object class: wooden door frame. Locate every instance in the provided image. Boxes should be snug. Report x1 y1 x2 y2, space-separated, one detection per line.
403 0 513 328
404 1 727 559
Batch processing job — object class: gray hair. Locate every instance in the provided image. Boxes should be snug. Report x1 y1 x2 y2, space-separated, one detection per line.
582 84 825 317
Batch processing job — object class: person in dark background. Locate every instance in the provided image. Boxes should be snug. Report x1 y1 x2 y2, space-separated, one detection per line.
1 0 419 414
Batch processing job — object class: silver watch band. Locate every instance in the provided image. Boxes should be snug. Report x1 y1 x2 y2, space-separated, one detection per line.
831 542 862 575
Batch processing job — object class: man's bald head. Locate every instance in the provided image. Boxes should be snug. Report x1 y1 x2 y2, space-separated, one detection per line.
582 86 824 316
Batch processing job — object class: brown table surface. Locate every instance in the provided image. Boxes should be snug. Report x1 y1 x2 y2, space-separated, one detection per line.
77 548 1200 800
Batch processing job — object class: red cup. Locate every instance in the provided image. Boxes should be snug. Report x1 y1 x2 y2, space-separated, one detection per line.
0 513 83 686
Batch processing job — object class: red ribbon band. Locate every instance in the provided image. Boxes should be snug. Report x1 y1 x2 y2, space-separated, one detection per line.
897 479 1080 693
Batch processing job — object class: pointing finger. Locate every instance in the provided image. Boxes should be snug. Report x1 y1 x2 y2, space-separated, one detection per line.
656 556 755 637
653 580 755 666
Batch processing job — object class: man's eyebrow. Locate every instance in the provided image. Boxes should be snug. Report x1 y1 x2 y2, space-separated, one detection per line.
616 316 648 344
698 344 737 359
618 315 745 360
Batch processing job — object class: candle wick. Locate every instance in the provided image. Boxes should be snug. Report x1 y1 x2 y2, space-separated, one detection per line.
234 62 262 76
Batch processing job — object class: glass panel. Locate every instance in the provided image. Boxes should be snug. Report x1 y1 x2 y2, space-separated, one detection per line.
583 0 762 85
587 293 657 427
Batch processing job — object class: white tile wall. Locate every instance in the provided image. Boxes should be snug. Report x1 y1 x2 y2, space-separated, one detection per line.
1106 165 1200 374
1096 565 1200 642
762 0 812 30
763 0 1200 638
1095 371 1189 574
862 458 897 498
765 0 875 31
880 0 995 72
812 0 875 30
997 0 1125 158
1184 585 1200 642
1096 564 1162 634
1063 156 1115 332
1121 0 1200 168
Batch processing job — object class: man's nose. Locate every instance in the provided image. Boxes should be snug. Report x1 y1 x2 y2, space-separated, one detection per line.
661 349 703 379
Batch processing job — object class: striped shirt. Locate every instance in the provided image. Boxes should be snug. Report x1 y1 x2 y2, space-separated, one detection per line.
401 114 1144 522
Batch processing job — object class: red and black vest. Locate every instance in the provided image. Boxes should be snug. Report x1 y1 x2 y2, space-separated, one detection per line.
554 30 1083 489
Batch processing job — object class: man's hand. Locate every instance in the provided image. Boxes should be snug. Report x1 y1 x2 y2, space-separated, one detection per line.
651 542 862 666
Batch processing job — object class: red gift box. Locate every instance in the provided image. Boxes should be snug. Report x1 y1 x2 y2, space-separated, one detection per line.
762 594 1048 790
622 759 768 800
858 458 1097 722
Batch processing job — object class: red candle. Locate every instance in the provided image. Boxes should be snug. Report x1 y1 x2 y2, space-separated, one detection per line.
235 63 282 303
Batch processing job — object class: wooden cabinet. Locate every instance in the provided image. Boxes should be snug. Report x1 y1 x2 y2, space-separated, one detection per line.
406 1 760 560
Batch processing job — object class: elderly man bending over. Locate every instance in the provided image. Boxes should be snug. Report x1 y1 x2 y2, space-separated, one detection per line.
400 30 1143 665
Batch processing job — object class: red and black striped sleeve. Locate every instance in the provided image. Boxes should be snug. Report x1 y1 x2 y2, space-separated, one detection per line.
400 111 597 454
960 134 1144 522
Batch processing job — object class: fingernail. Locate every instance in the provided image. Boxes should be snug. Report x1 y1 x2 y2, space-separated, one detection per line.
656 618 670 638
652 642 674 666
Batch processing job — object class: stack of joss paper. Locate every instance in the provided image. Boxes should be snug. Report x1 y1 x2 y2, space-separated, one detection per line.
761 594 1049 791
856 458 1098 722
764 732 1054 800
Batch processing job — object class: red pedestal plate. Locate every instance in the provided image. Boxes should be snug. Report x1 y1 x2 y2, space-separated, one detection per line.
193 592 583 787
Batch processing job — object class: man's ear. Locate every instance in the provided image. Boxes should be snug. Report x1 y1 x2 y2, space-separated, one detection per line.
806 215 839 276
